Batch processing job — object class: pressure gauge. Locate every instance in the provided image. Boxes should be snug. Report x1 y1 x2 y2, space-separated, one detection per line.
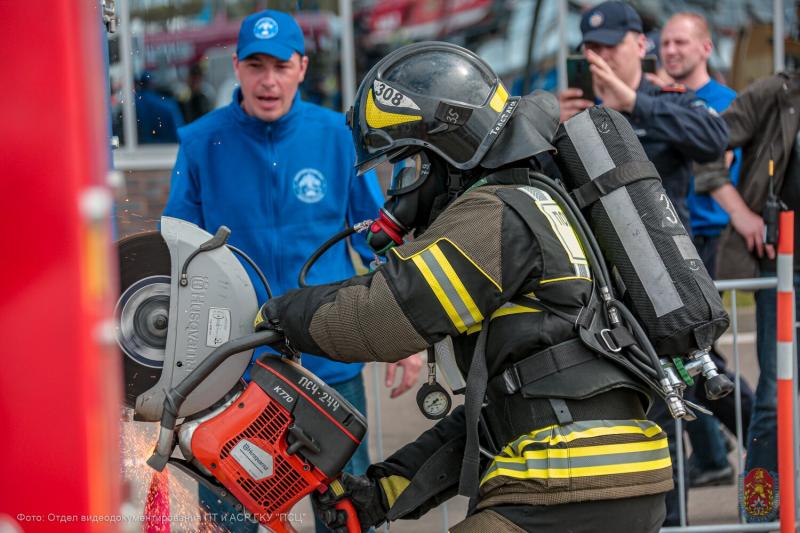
416 381 452 420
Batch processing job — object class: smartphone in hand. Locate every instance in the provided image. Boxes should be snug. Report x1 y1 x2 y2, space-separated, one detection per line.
642 54 657 75
567 54 659 100
566 55 595 101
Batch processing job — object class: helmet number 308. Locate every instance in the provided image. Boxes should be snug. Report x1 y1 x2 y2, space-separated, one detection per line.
373 81 420 110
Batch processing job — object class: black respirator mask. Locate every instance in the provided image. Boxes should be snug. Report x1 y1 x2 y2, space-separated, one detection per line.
366 150 449 255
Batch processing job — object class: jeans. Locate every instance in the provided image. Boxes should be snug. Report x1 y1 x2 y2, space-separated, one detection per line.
684 349 755 470
198 373 370 533
686 415 730 470
746 271 800 474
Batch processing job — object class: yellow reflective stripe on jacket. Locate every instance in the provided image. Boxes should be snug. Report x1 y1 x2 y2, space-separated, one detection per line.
465 302 540 334
539 275 592 285
481 419 670 485
482 456 672 482
429 245 482 324
411 244 483 333
507 419 663 454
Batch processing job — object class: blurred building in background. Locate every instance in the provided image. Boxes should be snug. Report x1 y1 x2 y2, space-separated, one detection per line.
110 0 799 237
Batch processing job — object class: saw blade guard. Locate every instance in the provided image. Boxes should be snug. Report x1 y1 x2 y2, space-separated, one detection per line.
117 216 258 421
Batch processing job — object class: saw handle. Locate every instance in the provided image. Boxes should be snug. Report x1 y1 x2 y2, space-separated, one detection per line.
147 329 285 471
335 498 362 533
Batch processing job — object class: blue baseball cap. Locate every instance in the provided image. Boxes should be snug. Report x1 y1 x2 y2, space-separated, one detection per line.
580 1 643 46
237 10 305 62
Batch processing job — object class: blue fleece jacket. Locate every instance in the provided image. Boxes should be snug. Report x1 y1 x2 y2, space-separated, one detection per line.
164 88 384 384
687 79 742 236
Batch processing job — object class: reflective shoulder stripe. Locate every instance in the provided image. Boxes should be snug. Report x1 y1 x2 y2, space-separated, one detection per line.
517 186 591 279
410 244 484 333
391 237 501 291
429 245 483 324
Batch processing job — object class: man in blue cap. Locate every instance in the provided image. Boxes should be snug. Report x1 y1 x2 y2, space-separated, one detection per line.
560 1 728 527
164 10 422 532
559 1 727 228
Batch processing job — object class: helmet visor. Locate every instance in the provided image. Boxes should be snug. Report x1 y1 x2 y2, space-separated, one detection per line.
387 151 431 195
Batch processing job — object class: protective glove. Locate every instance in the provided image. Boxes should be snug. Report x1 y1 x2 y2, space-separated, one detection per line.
254 302 280 332
253 303 298 357
313 472 389 533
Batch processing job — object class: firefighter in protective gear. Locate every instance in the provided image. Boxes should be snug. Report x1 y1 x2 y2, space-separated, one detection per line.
255 42 672 532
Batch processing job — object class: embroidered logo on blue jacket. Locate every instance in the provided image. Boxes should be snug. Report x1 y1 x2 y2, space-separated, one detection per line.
293 168 327 203
254 17 279 39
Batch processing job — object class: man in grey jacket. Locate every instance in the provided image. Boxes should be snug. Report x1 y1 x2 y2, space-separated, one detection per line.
696 70 800 520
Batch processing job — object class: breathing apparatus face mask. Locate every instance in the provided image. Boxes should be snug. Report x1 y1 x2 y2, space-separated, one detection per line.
366 150 448 255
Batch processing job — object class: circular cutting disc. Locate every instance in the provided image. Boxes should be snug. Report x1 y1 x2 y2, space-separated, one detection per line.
116 231 172 408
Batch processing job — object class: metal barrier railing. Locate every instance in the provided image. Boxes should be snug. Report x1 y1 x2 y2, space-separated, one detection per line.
663 277 774 533
663 212 798 532
663 274 799 531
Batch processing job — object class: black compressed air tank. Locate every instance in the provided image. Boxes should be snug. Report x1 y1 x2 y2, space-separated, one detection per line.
553 106 728 356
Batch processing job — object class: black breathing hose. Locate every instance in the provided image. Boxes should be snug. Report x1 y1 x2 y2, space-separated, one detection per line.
608 299 666 382
298 220 374 288
228 244 272 299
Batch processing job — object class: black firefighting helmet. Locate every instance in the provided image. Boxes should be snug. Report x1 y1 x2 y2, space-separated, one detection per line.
347 41 519 175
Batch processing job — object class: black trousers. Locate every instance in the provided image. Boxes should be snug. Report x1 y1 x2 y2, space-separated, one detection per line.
450 493 666 533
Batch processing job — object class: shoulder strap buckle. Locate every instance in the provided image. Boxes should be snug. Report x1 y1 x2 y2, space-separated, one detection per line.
599 328 622 353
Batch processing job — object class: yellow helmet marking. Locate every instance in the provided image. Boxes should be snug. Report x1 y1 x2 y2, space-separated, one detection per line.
365 89 422 129
489 83 509 112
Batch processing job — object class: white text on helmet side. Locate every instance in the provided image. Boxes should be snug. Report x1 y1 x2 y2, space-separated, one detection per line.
489 100 518 136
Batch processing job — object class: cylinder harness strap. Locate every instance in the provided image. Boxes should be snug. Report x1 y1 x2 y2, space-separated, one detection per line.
570 160 659 209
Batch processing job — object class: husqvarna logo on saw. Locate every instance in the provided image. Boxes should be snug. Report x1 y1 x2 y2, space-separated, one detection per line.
231 439 274 481
293 168 327 203
253 17 279 39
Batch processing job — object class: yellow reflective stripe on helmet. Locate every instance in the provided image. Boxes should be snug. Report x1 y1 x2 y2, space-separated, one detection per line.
365 89 422 129
411 244 483 333
489 83 509 112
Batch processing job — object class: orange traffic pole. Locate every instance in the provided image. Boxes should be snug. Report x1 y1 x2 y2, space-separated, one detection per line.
777 210 796 533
